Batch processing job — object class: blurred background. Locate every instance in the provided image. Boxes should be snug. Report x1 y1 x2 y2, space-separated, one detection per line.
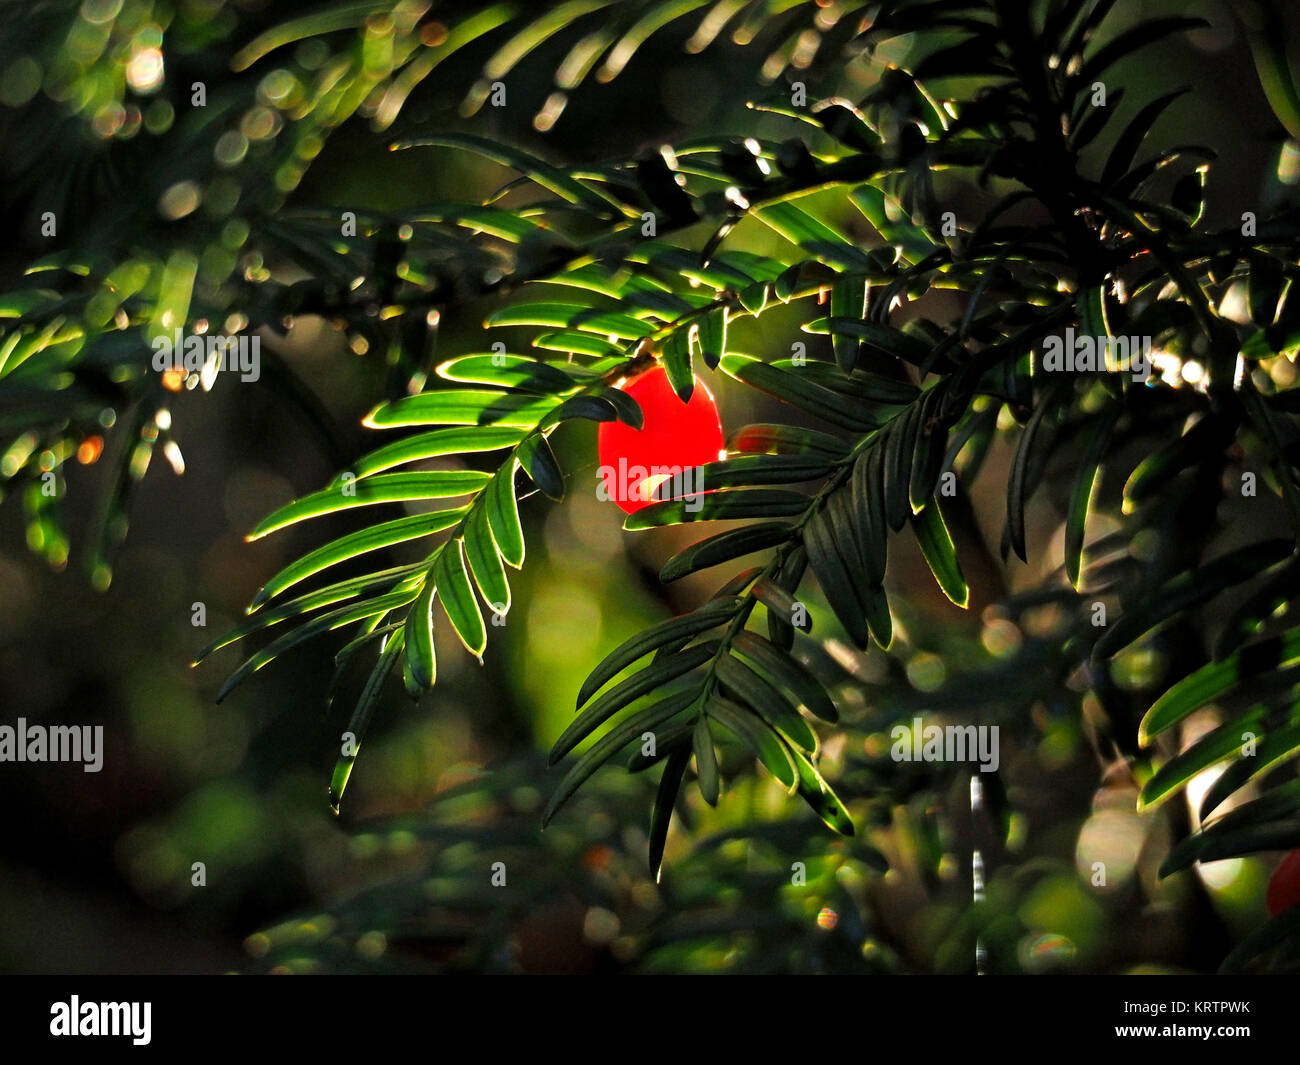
0 0 1294 973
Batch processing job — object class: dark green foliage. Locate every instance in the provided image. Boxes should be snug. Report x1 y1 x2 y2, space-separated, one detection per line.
7 0 1300 972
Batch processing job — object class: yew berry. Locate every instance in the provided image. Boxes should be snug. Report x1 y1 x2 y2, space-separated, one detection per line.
597 366 725 515
1266 849 1300 918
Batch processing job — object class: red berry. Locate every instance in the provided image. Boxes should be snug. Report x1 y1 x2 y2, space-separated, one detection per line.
1266 849 1300 918
597 366 725 515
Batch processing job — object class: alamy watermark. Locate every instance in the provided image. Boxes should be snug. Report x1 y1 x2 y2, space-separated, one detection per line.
0 719 103 772
151 328 260 383
890 717 999 773
597 459 706 511
1041 327 1151 382
50 997 150 1046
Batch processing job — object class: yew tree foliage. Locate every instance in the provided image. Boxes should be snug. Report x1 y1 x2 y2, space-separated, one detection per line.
6 0 1300 971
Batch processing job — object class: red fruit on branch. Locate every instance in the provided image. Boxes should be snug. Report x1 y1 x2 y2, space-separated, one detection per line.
597 366 725 515
1266 849 1300 918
